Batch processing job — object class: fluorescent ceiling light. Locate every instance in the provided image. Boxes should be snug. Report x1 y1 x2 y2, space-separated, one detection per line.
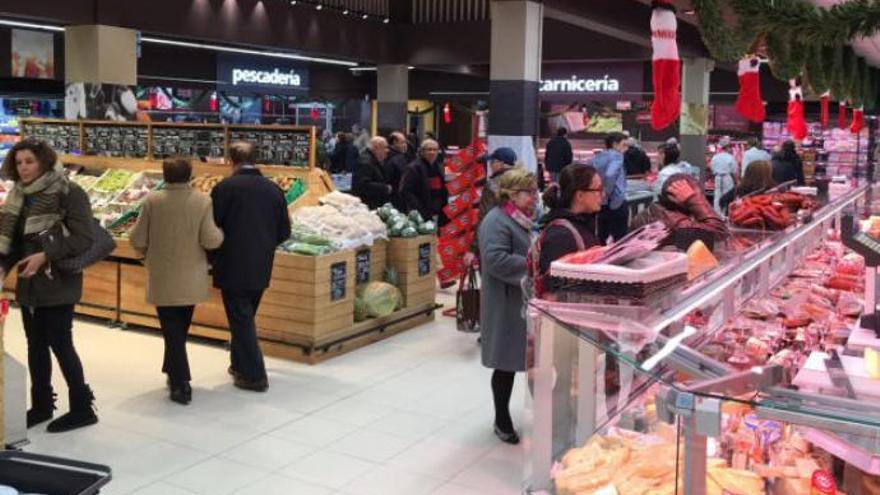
0 19 64 32
349 66 415 72
139 36 358 67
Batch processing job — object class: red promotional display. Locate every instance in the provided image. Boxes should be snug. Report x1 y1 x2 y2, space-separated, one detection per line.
786 81 807 141
735 56 765 123
443 188 479 220
650 0 681 130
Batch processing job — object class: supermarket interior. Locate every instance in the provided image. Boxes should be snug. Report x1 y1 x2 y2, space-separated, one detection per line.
1 0 880 494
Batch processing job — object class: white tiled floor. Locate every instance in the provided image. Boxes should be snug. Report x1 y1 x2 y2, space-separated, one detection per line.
5 292 528 494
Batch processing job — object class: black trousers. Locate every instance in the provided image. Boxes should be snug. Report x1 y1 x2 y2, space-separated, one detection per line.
598 202 629 244
156 305 195 386
221 289 267 381
22 305 86 393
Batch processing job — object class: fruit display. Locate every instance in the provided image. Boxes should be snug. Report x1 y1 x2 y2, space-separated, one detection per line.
93 169 137 194
290 192 387 250
269 175 298 192
278 228 339 256
729 192 817 231
70 174 99 192
190 174 223 194
376 203 436 238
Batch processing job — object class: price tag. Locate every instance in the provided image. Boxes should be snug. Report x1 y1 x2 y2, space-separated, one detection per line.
418 243 432 276
356 249 371 285
330 262 347 302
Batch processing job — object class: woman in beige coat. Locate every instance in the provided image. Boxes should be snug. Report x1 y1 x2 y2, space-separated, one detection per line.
130 158 224 405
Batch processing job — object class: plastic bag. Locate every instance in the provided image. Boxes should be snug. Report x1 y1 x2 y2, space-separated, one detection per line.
357 282 403 318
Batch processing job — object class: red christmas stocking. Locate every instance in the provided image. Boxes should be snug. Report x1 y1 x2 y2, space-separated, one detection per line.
820 92 830 128
839 102 847 130
786 82 807 141
851 106 865 134
650 0 680 130
735 56 765 123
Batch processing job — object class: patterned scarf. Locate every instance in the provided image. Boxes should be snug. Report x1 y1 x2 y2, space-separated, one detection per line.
0 166 68 255
501 202 534 232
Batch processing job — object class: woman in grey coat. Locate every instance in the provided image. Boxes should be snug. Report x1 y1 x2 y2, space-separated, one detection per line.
477 168 538 445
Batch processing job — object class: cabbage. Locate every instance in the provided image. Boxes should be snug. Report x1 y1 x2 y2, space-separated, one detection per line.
357 282 402 318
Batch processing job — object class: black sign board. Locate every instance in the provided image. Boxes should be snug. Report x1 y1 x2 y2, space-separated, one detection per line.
330 262 347 302
418 243 431 276
355 250 371 285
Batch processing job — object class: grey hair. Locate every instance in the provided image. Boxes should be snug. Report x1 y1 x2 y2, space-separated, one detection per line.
419 139 439 153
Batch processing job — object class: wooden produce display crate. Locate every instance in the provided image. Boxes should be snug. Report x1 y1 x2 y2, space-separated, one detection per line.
259 250 355 346
387 235 437 308
354 239 387 288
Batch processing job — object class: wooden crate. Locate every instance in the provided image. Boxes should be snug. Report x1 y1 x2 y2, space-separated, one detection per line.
262 250 355 343
354 239 387 287
387 235 437 307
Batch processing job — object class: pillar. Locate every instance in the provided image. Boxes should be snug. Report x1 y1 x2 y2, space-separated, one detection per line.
377 64 409 137
488 0 543 173
679 57 714 179
65 25 137 85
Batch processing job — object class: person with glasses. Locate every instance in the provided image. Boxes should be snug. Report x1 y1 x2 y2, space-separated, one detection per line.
530 163 603 298
400 139 449 225
477 167 538 445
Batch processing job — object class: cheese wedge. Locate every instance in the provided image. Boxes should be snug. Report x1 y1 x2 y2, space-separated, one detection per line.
687 240 719 280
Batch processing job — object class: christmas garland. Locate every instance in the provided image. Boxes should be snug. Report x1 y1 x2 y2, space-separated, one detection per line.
690 0 754 62
805 43 830 93
728 0 880 46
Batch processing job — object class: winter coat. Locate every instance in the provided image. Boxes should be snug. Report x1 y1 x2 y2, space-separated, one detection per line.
631 174 728 247
545 136 573 173
130 184 224 306
400 157 449 224
537 209 599 284
772 155 805 186
329 142 359 174
2 182 93 308
353 149 391 210
384 148 410 210
210 167 291 291
478 206 531 372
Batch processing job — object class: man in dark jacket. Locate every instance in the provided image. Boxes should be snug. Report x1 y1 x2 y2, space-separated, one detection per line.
400 138 448 225
353 136 392 209
544 127 573 183
624 137 651 176
385 131 410 210
211 142 291 392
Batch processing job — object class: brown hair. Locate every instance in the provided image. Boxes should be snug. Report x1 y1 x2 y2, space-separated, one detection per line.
497 167 537 203
1 139 57 182
543 163 599 210
229 141 257 166
741 160 775 192
163 157 193 184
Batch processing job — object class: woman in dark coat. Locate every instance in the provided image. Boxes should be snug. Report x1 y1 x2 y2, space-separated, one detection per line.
0 139 97 433
719 160 775 213
771 140 805 186
478 167 537 445
400 139 449 225
533 164 603 298
329 133 359 174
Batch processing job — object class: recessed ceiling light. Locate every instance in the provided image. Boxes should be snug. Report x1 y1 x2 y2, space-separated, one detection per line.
343 9 349 14
362 13 368 19
383 18 390 23
316 4 322 10
289 0 296 4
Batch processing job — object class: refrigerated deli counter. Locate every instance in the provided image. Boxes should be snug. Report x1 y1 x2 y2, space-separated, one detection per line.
526 183 880 494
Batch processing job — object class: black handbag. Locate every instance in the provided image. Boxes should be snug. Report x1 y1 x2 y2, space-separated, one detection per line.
39 218 116 275
455 264 481 333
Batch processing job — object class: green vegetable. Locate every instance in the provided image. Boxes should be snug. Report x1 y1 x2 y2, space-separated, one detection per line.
294 233 333 246
384 266 399 286
408 211 424 224
354 297 369 322
401 226 418 238
418 221 436 235
356 282 403 318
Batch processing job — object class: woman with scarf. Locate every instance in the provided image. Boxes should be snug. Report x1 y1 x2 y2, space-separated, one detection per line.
477 167 537 445
0 139 97 433
532 164 603 299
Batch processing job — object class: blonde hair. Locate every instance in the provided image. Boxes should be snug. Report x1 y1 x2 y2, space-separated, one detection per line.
497 167 537 203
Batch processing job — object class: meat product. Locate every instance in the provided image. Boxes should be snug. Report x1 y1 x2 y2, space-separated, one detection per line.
837 292 864 317
826 276 861 292
743 300 781 320
810 284 839 304
783 317 811 329
558 246 609 265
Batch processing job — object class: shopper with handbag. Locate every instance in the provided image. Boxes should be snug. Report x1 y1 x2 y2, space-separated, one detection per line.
478 167 537 445
0 139 98 433
130 158 224 405
529 164 603 299
211 142 291 392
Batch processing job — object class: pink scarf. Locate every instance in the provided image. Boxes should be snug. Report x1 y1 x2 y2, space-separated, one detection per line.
502 202 534 232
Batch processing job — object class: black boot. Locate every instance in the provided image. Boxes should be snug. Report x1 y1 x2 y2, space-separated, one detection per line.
169 382 192 405
47 385 98 433
27 387 56 428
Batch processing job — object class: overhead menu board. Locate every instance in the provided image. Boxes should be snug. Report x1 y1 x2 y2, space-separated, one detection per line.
228 127 311 168
152 126 226 159
21 121 80 154
83 123 149 158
